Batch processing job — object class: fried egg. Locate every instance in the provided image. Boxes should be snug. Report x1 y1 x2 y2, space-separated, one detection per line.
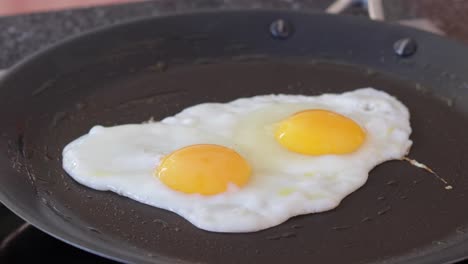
62 88 412 233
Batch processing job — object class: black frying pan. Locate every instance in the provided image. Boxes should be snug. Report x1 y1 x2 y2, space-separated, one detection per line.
1 10 468 264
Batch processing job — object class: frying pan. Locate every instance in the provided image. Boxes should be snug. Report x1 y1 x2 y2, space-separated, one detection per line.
1 9 468 264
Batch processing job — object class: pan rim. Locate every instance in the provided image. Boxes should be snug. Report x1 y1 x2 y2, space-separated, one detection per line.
1 9 468 264
2 6 467 85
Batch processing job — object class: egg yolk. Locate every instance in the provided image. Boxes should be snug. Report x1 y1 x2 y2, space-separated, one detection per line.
275 109 366 155
156 144 251 195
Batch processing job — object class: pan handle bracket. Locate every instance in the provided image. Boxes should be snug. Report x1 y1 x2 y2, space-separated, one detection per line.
325 0 385 21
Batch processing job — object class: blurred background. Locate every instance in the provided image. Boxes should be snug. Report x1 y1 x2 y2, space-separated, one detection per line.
1 0 468 263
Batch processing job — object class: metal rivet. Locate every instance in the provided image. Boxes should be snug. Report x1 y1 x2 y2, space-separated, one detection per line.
393 38 418 57
270 19 294 39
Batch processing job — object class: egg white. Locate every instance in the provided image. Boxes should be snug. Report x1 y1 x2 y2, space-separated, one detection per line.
62 88 412 233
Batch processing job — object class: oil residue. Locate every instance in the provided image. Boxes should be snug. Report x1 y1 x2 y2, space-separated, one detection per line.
153 219 169 229
41 196 72 222
331 225 352 231
17 133 25 157
386 180 398 186
87 227 102 234
224 43 248 52
456 226 467 235
49 111 67 129
146 61 168 72
231 54 268 62
31 79 56 96
291 224 303 229
266 232 296 240
75 102 86 110
377 206 391 216
115 89 186 110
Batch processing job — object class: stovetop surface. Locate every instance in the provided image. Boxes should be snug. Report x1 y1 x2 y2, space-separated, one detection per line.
0 205 116 263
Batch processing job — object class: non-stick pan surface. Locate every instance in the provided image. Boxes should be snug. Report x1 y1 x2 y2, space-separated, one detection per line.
1 10 468 264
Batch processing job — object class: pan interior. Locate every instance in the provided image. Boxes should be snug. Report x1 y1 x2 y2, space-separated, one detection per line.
3 59 468 264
